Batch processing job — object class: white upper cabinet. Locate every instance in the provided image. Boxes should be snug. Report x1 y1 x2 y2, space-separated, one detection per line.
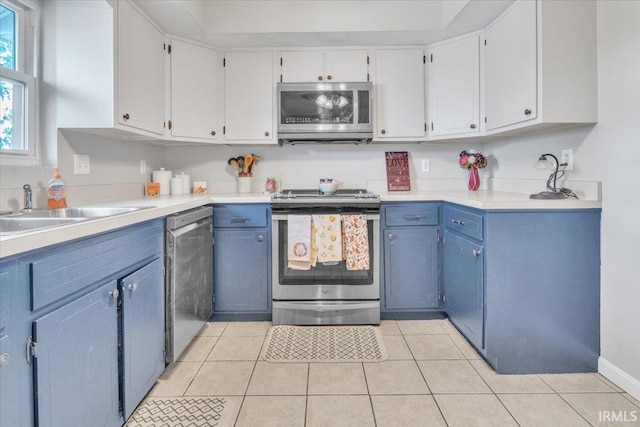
223 51 276 143
117 0 165 135
280 50 369 82
55 0 165 138
373 49 426 141
484 0 537 132
168 39 219 142
427 34 480 138
483 0 597 135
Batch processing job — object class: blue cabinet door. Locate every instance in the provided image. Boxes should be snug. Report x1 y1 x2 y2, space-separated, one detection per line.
214 228 270 312
444 230 484 350
121 258 165 420
383 227 439 310
34 280 121 427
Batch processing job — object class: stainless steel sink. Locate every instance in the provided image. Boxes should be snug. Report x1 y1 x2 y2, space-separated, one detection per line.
0 206 154 235
0 217 87 234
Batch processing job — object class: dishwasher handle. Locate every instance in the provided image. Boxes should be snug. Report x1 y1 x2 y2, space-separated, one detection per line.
167 217 212 238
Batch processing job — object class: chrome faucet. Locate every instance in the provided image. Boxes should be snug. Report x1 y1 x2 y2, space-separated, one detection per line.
22 184 33 212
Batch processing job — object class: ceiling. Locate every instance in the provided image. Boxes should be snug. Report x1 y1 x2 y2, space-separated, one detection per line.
133 0 515 47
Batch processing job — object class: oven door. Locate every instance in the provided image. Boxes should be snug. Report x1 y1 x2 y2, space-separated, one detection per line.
271 212 380 301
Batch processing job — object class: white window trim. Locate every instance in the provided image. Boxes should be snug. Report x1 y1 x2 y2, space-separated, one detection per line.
0 0 39 167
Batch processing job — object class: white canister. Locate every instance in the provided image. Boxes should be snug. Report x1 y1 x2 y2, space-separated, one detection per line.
170 177 183 195
152 168 172 195
179 172 190 194
237 174 253 193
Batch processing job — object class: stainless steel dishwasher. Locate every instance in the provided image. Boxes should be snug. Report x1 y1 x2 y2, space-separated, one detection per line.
165 206 213 363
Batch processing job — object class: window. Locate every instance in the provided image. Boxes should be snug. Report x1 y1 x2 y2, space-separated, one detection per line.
0 0 37 165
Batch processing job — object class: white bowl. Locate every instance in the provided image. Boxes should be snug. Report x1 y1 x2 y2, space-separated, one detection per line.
319 181 339 194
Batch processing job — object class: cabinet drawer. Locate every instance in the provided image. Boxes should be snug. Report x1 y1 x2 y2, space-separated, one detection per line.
30 220 163 311
213 204 269 228
384 203 439 227
444 205 484 241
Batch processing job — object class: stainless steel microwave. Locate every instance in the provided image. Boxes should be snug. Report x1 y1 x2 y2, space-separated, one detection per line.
277 82 374 144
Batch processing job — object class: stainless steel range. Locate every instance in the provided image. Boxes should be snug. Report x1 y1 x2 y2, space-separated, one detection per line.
271 189 380 325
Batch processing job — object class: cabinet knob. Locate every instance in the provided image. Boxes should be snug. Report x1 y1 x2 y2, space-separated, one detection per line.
257 234 264 242
265 131 270 137
0 353 8 369
381 129 386 135
472 249 482 257
122 113 130 120
524 109 532 116
387 233 396 240
318 76 323 81
470 124 476 129
327 75 332 80
127 282 138 292
211 130 216 136
108 289 119 299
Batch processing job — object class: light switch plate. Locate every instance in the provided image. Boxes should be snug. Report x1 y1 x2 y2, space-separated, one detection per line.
421 159 431 172
140 160 147 174
74 154 90 175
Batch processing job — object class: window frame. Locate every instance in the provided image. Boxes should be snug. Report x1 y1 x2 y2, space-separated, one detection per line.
0 0 39 166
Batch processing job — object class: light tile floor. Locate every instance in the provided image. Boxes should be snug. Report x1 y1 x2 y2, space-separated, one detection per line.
142 320 640 426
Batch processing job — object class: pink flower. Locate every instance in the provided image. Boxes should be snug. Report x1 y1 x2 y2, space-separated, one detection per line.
459 155 469 166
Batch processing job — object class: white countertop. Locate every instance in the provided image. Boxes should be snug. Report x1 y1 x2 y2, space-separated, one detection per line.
0 190 600 259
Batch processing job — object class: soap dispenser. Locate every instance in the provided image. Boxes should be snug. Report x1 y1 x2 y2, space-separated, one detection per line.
47 167 67 209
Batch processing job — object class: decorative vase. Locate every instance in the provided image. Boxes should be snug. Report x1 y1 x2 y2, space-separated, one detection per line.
468 167 480 191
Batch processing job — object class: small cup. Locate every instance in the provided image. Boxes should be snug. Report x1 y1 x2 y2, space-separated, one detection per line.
237 173 253 193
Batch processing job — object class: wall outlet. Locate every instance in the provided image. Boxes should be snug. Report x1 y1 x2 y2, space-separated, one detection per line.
421 159 431 172
561 149 574 171
73 154 90 175
140 160 147 174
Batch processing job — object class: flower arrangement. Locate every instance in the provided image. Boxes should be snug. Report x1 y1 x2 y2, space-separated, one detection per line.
459 150 487 191
458 150 487 170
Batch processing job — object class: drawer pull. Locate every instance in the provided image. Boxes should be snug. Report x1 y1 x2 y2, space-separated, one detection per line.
404 215 422 221
231 216 248 223
472 249 482 257
451 219 465 225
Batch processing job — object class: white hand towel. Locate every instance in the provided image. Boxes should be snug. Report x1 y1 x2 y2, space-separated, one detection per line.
312 214 342 263
288 215 311 270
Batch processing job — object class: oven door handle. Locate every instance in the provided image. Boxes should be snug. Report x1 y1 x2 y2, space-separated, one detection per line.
272 213 380 221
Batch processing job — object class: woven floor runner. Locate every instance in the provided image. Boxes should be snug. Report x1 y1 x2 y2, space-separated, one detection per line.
261 325 388 362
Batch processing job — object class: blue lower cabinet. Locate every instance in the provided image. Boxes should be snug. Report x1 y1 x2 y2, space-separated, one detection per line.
121 258 165 420
383 227 439 310
34 281 121 427
213 228 270 313
443 230 484 350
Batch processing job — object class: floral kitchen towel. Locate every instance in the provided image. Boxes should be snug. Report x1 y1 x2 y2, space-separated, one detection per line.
312 214 342 263
288 215 312 270
342 214 370 271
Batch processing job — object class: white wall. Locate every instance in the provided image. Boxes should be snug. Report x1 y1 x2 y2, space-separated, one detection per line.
486 0 640 399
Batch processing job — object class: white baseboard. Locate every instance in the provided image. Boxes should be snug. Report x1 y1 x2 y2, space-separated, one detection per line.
599 357 640 401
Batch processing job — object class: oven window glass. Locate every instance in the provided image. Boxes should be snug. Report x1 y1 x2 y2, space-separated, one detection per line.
277 219 375 285
280 90 355 125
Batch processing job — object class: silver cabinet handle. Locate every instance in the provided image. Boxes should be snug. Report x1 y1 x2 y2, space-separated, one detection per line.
472 249 482 257
404 215 422 221
451 219 465 225
127 283 138 292
257 234 264 242
231 216 248 223
108 289 119 299
387 233 396 240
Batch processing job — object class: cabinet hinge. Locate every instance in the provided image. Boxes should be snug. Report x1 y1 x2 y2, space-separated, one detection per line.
162 266 166 276
484 39 487 46
280 74 283 83
484 117 487 123
431 122 434 131
367 73 370 82
167 44 171 54
163 121 166 129
168 120 172 130
223 126 226 135
26 337 37 364
425 123 427 132
423 54 426 64
430 53 433 63
280 57 283 66
223 58 226 67
442 294 446 303
367 55 370 65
